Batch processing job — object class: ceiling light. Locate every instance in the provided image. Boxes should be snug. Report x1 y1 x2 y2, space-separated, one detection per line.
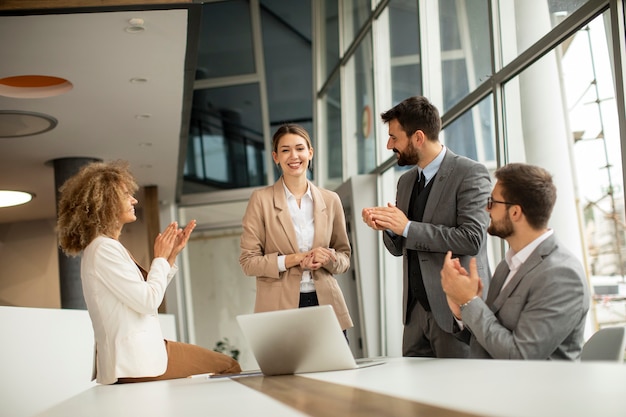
0 190 35 208
0 111 58 138
126 18 145 33
0 75 73 98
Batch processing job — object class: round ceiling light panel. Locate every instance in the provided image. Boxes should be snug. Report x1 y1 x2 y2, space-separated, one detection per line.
0 110 58 138
0 75 73 98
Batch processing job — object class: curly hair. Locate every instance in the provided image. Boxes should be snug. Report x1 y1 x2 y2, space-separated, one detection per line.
56 160 138 256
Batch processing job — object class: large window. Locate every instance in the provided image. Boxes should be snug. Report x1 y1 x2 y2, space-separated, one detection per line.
185 0 313 193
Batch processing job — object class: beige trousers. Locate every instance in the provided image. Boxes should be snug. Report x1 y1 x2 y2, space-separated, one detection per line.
116 340 241 383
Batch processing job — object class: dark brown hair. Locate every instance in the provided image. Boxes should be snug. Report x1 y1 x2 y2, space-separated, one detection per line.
380 96 441 140
495 163 557 230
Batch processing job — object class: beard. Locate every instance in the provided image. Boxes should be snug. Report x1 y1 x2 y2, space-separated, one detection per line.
394 140 420 166
488 213 514 239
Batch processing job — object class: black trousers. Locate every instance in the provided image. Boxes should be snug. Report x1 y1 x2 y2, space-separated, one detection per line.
298 291 319 308
299 291 348 342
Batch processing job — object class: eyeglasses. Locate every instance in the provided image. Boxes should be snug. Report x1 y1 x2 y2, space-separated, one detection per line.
487 196 515 210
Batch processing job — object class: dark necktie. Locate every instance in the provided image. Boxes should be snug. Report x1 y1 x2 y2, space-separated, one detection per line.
417 171 426 194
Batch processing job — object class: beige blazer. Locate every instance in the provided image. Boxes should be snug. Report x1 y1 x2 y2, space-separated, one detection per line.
239 179 353 330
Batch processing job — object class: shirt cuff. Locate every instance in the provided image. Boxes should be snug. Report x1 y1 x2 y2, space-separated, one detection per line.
402 221 411 238
277 255 287 272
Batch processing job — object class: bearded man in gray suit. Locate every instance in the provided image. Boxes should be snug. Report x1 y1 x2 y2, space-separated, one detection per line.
441 163 590 359
362 96 491 358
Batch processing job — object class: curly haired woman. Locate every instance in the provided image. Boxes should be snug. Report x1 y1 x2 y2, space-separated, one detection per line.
57 160 240 384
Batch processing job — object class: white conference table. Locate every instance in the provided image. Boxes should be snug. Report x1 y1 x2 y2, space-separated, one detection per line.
35 357 626 417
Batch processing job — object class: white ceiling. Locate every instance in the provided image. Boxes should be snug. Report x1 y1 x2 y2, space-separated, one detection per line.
0 5 194 224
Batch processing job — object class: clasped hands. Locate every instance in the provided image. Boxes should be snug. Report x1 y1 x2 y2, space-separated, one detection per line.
300 247 336 270
440 251 483 319
154 220 197 266
361 203 409 235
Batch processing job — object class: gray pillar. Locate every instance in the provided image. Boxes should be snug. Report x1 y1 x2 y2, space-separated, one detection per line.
53 157 101 309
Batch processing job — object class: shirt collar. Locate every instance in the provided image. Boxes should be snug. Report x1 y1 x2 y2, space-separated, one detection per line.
505 229 554 270
420 145 446 183
282 179 312 201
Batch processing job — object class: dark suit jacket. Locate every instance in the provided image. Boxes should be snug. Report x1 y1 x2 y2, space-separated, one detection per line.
239 178 353 330
462 234 590 359
383 149 492 333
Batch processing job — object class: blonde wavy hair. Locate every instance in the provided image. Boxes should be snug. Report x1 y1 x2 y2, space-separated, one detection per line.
56 160 138 256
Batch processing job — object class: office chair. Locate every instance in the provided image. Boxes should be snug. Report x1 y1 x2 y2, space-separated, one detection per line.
580 326 626 362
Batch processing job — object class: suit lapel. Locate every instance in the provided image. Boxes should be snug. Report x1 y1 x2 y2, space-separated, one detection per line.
486 262 510 306
422 150 455 222
310 183 328 249
490 235 558 312
273 179 299 254
397 168 418 213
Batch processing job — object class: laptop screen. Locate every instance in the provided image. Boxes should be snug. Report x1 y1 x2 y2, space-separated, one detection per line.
236 305 358 376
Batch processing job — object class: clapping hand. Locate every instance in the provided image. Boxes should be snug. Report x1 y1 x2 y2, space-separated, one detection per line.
440 251 483 319
154 220 197 266
362 203 409 235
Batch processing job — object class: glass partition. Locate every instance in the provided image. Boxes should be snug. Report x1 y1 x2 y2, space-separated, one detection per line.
196 0 255 79
343 0 372 50
261 0 313 126
323 77 343 181
351 31 376 174
442 94 495 165
563 13 625 279
185 84 265 192
439 0 491 111
498 0 591 66
388 0 421 103
322 0 341 80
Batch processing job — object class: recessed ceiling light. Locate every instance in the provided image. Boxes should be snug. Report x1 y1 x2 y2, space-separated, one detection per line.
0 190 35 208
0 111 58 138
126 17 145 33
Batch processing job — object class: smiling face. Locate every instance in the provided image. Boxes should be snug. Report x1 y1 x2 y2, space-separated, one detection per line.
272 133 313 178
118 189 138 226
387 119 419 166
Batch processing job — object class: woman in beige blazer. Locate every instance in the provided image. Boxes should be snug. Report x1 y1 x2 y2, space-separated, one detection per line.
56 160 240 384
239 124 353 331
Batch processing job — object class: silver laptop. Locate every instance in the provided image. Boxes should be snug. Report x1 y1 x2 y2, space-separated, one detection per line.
236 305 382 376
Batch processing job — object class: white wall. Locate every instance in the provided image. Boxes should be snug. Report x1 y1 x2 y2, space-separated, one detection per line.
0 306 176 417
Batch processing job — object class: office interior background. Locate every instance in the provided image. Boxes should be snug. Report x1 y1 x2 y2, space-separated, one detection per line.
1 0 626 371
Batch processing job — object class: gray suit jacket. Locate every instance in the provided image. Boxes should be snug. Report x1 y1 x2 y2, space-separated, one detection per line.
463 234 590 360
383 149 491 333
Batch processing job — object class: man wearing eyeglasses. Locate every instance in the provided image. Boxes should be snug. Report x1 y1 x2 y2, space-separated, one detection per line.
441 163 590 359
362 96 491 358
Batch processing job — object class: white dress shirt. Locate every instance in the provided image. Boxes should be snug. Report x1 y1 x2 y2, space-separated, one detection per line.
501 229 554 290
277 181 316 293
